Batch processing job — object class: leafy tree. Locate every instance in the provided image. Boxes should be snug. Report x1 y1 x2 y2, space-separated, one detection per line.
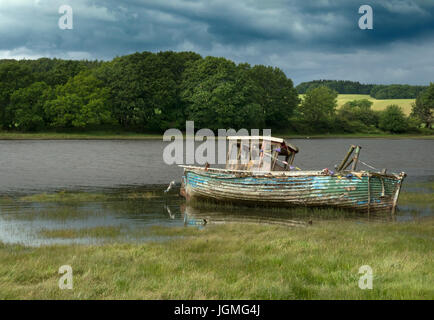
97 52 180 131
249 65 299 128
296 80 427 99
181 57 264 130
152 51 202 130
296 80 374 94
371 84 427 99
44 72 114 128
379 105 408 133
0 61 34 128
8 82 50 131
338 99 379 127
156 51 202 83
411 83 434 128
21 58 102 87
341 99 372 109
2 51 429 135
298 86 338 123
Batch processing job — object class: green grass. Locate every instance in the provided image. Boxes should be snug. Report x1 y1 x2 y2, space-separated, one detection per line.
0 207 107 222
398 181 434 208
19 191 111 203
405 181 434 192
2 130 432 140
278 133 434 139
38 226 123 239
0 131 162 140
0 217 432 299
399 192 434 207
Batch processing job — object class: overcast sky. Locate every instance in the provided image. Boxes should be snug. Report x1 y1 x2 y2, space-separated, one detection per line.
0 0 433 85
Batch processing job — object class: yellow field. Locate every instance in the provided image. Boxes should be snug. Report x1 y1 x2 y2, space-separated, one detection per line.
337 94 414 115
299 94 415 115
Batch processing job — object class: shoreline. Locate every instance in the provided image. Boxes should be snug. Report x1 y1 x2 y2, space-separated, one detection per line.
0 131 433 140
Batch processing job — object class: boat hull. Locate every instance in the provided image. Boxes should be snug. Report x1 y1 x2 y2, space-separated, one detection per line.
180 167 405 213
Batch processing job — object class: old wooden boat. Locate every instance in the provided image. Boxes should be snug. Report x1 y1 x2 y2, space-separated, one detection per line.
180 136 406 214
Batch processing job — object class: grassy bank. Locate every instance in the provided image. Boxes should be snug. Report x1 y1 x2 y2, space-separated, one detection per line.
0 131 433 140
0 131 163 140
37 226 124 239
277 133 434 139
0 217 432 299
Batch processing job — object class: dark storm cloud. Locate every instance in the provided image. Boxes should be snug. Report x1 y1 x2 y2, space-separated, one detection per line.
0 0 433 84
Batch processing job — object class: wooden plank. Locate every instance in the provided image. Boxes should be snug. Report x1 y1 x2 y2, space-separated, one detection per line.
343 158 353 170
179 165 403 179
391 173 406 216
337 145 355 171
227 136 284 143
367 175 371 218
351 146 362 171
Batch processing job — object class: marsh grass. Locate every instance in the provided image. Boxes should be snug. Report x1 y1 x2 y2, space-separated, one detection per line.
1 207 108 222
18 190 167 203
0 196 16 205
398 181 434 209
404 181 434 193
397 181 434 211
399 192 434 205
145 225 204 237
126 192 160 200
0 131 162 140
0 217 432 299
1 129 432 140
38 226 123 239
0 185 431 299
19 191 111 203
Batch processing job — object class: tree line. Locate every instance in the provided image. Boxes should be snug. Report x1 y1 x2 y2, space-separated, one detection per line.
0 52 298 132
0 51 432 134
293 83 433 134
296 80 427 99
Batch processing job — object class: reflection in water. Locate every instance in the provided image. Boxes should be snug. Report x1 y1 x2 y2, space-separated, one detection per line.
180 201 398 227
0 183 430 246
165 204 175 220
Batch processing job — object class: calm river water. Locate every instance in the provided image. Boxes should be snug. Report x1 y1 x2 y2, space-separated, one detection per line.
0 139 433 245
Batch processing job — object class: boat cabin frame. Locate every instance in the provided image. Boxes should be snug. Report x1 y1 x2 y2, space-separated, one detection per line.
225 136 299 172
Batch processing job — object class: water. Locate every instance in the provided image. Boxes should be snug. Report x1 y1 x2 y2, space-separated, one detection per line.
0 139 433 193
0 186 187 246
0 139 433 245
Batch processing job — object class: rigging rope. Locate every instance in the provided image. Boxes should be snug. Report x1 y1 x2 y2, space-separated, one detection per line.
359 160 378 171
